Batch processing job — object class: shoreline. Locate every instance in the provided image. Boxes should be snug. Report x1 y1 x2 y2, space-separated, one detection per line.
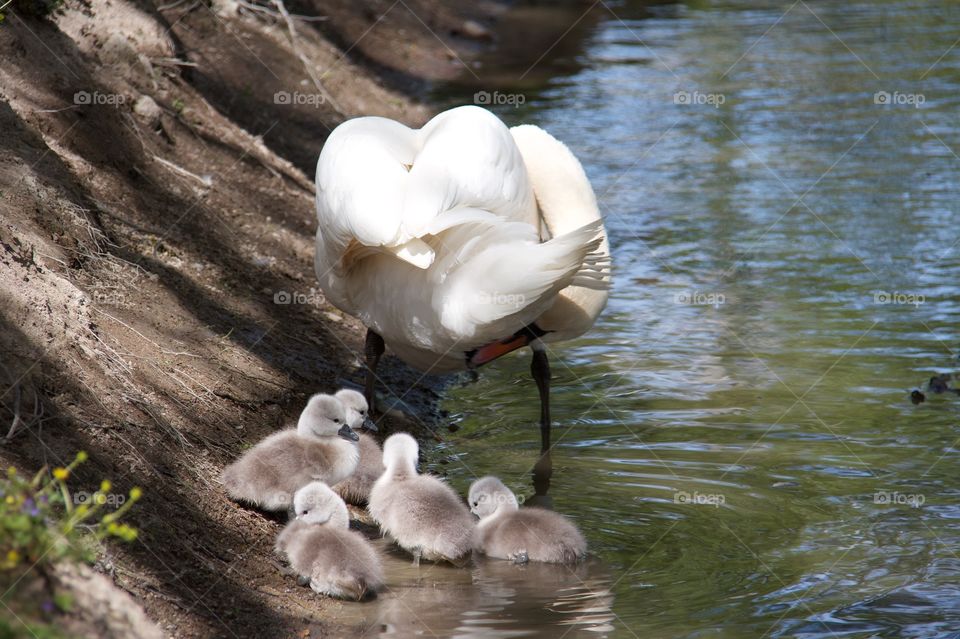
0 0 523 636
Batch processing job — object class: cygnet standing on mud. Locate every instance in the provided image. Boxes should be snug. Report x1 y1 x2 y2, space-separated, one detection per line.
331 389 382 505
222 394 359 511
276 481 384 600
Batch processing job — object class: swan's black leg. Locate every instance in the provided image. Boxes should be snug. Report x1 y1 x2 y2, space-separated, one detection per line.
531 344 553 498
364 329 385 413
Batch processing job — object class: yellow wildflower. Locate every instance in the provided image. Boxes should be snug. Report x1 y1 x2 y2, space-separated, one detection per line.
100 480 112 493
129 487 143 501
6 466 15 478
6 550 19 563
4 496 14 505
75 451 88 463
52 468 69 481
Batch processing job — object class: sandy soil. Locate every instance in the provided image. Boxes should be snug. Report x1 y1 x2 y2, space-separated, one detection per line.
0 0 502 635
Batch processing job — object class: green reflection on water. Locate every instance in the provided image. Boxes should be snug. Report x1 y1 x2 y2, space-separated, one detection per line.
430 0 960 636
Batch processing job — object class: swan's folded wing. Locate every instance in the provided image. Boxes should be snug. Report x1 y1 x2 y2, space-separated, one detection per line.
403 106 538 237
315 107 538 271
316 116 416 248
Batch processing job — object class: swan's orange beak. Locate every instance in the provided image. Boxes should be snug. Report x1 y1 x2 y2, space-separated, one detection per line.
466 334 531 368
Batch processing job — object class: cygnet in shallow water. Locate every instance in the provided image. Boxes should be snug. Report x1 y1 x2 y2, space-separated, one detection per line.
368 433 475 564
468 475 586 564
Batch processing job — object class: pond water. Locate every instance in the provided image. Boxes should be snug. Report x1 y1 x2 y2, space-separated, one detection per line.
399 0 960 637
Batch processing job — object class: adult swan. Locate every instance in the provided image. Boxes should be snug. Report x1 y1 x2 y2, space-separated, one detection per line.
313 106 610 484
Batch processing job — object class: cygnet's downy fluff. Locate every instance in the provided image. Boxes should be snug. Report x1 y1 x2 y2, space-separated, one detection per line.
222 394 359 510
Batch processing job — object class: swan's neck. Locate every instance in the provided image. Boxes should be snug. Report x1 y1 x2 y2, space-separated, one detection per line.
479 501 518 527
510 124 601 238
385 456 417 479
509 125 610 339
296 417 319 436
493 499 519 518
327 501 350 530
337 437 360 456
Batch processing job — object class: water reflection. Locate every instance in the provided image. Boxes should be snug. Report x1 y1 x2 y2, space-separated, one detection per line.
333 539 616 638
434 0 960 636
469 559 616 637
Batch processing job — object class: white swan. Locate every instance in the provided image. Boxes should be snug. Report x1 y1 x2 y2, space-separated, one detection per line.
313 105 610 458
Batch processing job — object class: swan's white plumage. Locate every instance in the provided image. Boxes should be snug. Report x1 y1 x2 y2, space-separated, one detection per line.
508 124 611 342
315 105 610 372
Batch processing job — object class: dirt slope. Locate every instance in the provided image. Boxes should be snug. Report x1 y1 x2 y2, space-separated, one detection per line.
0 0 498 635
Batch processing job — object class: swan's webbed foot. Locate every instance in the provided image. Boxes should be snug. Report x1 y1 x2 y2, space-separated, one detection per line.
276 562 297 578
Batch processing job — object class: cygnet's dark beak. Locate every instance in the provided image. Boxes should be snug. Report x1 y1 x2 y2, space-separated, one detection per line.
361 417 378 433
338 424 360 441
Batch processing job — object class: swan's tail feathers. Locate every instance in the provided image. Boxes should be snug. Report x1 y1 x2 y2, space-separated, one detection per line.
571 240 612 290
440 218 607 337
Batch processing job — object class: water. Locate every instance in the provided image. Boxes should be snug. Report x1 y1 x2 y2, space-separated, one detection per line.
414 1 960 637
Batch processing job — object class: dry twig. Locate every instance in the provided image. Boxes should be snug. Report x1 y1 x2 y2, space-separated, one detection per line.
1 365 44 444
271 0 343 115
237 0 327 22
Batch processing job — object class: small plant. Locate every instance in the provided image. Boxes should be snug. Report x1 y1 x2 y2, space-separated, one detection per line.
0 452 142 636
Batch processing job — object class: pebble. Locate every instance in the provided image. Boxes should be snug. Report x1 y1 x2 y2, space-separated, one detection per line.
460 20 492 40
133 95 162 128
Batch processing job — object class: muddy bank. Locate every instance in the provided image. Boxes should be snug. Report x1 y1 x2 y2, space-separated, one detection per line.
0 0 513 636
